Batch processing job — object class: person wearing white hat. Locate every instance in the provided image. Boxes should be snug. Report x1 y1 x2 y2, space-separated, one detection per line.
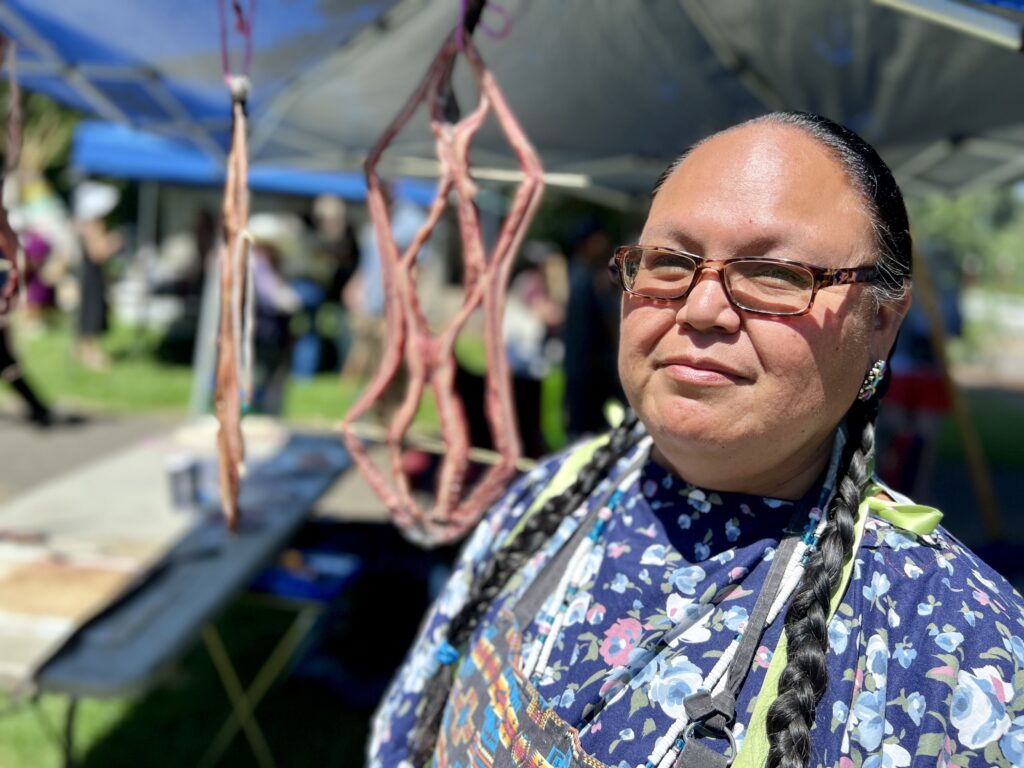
72 180 121 370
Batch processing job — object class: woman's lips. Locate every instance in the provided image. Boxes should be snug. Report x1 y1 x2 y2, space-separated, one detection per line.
659 358 747 385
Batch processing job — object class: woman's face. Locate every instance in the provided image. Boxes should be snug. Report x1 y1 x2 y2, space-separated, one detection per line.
618 123 908 498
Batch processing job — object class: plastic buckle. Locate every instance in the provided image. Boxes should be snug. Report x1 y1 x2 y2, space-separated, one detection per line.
680 720 738 768
683 690 736 733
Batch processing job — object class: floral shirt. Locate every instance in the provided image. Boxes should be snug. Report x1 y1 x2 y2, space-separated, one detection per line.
368 438 1024 768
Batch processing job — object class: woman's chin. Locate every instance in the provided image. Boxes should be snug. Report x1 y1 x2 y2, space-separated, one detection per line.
640 397 746 454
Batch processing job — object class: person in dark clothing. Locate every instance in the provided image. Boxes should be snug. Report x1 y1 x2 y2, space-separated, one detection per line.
0 318 51 426
73 181 122 371
562 216 624 438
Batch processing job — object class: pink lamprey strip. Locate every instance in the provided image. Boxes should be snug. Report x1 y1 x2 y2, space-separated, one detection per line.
340 35 545 546
215 94 250 532
214 4 254 531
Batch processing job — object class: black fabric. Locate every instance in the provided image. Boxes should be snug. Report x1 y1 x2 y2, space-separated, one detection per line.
78 258 107 336
674 735 732 768
0 326 49 418
723 536 801 702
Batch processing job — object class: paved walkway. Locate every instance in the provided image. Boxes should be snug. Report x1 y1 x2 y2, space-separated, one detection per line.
0 407 177 504
0 404 393 524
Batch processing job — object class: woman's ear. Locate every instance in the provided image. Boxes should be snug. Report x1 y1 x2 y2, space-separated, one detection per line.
870 286 912 361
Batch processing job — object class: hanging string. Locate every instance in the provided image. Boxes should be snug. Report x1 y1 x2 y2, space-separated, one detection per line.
455 0 511 51
241 233 255 405
219 0 255 85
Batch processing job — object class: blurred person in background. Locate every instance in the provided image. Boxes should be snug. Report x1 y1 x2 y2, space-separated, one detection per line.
21 229 57 330
16 174 83 323
502 240 567 457
285 195 358 378
0 321 52 426
562 215 624 438
248 213 304 415
0 254 52 426
72 181 122 371
309 194 360 373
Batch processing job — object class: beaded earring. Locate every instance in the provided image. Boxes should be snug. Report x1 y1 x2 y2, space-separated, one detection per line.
857 359 887 402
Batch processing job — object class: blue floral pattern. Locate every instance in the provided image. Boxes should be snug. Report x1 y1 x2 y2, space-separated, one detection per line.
368 442 1024 767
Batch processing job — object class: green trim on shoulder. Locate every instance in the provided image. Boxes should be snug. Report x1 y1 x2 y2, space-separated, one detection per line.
862 482 942 536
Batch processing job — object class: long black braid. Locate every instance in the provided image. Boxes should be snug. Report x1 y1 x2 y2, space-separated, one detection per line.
753 113 910 768
409 411 642 764
765 396 877 768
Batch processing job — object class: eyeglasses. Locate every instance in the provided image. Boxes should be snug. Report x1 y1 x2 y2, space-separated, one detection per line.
608 245 879 317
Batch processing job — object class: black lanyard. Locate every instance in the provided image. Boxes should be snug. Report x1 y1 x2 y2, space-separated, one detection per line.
675 535 801 768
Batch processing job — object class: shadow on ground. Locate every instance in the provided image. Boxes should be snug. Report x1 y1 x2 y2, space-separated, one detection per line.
76 522 456 768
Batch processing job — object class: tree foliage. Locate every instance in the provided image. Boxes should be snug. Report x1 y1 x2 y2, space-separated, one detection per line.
908 188 1024 288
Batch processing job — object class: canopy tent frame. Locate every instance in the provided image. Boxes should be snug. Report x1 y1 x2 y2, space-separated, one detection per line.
0 2 228 160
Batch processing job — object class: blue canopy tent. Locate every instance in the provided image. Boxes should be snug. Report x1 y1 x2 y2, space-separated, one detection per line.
71 120 438 204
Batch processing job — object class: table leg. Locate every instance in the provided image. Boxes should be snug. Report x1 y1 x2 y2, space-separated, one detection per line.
63 696 77 768
199 625 277 768
198 606 320 768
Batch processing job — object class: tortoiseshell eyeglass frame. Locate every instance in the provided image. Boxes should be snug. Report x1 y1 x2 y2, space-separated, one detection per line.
608 245 880 317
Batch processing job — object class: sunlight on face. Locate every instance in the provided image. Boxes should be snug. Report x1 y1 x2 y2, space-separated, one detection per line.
618 123 897 498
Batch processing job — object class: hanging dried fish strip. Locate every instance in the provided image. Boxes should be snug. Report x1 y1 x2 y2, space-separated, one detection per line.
341 35 544 546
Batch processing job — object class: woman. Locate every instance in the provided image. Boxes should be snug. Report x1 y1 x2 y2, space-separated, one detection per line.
368 113 1024 768
73 181 122 371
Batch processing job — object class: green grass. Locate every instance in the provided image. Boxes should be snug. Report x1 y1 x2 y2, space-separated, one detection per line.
9 321 193 414
3 320 445 428
0 600 371 768
3 319 569 453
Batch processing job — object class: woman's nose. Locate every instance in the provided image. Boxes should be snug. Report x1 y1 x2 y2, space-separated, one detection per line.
674 269 741 334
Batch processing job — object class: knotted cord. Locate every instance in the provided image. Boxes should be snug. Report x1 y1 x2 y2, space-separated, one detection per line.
341 7 544 546
214 0 255 531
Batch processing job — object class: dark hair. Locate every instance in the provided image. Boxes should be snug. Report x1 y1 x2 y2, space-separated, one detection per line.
408 112 911 768
656 111 911 768
408 412 641 764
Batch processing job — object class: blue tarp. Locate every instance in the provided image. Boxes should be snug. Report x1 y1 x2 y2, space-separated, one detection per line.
3 0 401 156
71 120 438 205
